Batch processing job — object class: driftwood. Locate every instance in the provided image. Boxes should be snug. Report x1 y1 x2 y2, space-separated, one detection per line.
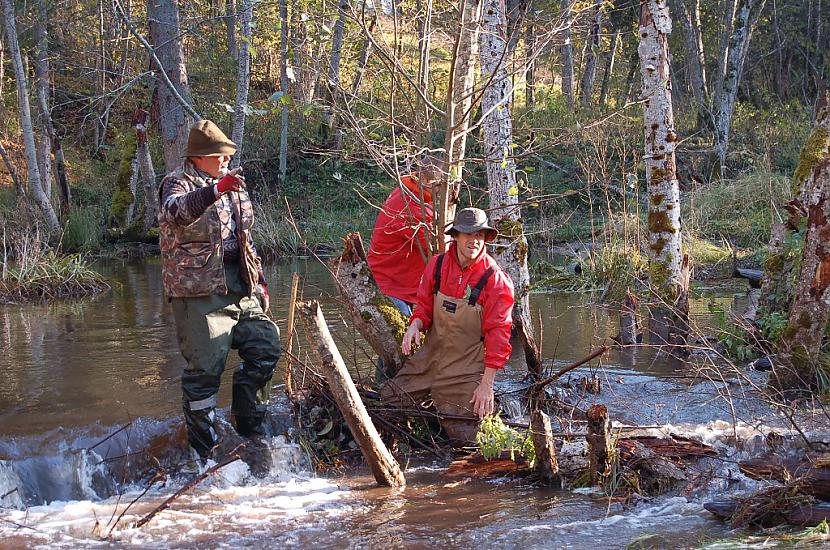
300 300 405 488
444 452 531 478
284 272 300 397
328 232 408 376
705 494 830 528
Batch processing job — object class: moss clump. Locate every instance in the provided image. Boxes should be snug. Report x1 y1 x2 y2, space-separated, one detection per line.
649 261 670 289
648 209 676 234
764 253 786 273
792 125 829 196
650 168 665 186
650 237 668 256
109 133 137 231
360 310 373 321
650 193 665 207
498 217 524 238
368 292 409 346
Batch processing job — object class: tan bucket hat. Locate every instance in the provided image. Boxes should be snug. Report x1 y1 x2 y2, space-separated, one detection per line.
184 119 237 157
445 207 498 242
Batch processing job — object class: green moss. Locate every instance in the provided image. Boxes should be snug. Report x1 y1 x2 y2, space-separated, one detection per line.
360 311 373 321
368 293 408 345
648 209 676 234
792 125 829 196
649 261 670 288
498 217 524 238
764 253 785 273
109 133 137 231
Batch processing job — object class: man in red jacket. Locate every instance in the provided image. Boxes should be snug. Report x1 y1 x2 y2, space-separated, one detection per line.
382 208 515 443
367 156 442 316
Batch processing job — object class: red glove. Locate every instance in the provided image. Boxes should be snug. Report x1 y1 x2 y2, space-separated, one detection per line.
256 283 270 312
217 173 244 194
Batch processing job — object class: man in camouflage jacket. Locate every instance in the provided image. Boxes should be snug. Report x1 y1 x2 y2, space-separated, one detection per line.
159 119 281 468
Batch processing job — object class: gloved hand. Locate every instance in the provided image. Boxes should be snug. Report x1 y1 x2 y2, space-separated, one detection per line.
217 173 244 194
256 283 270 312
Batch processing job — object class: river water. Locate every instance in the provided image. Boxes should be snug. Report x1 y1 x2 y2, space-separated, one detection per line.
0 258 795 548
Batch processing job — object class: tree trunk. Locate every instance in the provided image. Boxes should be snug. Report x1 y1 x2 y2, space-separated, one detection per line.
300 300 406 488
525 16 535 109
530 410 561 486
437 0 483 252
0 141 23 195
1 0 59 234
279 0 289 185
586 404 612 485
639 0 687 347
775 160 830 391
134 110 158 233
598 29 620 108
672 0 710 129
618 40 639 105
291 0 316 107
322 0 348 134
415 0 433 147
579 0 603 108
480 0 535 350
713 0 766 175
230 0 253 169
226 0 238 60
33 0 53 202
712 0 737 112
329 233 410 374
148 0 194 173
560 0 574 111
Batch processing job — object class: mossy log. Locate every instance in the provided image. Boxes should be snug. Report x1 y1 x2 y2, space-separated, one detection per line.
328 232 408 375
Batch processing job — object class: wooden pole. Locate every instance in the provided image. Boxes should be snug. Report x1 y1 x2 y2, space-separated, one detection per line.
530 410 561 487
284 272 299 398
300 300 406 488
586 404 613 485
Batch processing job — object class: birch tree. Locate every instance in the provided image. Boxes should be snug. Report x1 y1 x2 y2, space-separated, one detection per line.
436 0 484 251
639 0 687 345
480 0 534 343
323 0 349 135
579 0 603 108
226 0 238 59
560 0 575 112
671 0 709 128
231 0 254 169
148 0 194 172
1 0 60 234
279 0 289 184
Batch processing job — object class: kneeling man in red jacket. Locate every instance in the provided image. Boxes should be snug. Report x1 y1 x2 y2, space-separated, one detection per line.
381 207 514 443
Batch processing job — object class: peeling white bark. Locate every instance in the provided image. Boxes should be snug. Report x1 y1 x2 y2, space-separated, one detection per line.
231 0 254 169
639 0 685 340
480 0 533 335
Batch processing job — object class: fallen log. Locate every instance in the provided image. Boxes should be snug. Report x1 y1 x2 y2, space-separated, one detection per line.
328 232 408 377
705 497 830 527
300 300 406 488
740 453 830 500
443 452 531 478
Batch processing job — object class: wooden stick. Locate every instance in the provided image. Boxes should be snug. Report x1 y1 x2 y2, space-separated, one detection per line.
533 345 609 390
300 300 405 488
134 455 241 529
284 272 299 398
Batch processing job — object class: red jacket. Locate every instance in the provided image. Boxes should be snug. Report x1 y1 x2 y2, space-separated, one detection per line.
367 175 433 303
411 242 514 370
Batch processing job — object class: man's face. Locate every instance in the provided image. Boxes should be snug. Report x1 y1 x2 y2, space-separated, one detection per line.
455 230 488 264
191 155 231 178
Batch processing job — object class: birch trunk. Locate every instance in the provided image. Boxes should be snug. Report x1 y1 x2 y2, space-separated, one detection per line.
322 0 348 133
226 0 238 60
560 0 574 111
33 3 52 202
480 0 534 344
415 0 433 146
525 17 535 109
712 0 737 111
230 0 253 169
714 0 766 175
579 0 603 108
148 0 194 173
672 0 709 128
639 0 686 346
437 0 483 252
133 110 158 233
598 30 620 107
291 0 316 106
279 0 289 184
775 157 830 392
1 0 60 234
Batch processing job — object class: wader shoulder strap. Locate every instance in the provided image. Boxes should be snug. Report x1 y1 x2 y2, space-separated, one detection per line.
433 253 445 295
469 267 496 306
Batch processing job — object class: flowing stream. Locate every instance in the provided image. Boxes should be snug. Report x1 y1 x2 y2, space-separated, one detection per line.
0 258 802 548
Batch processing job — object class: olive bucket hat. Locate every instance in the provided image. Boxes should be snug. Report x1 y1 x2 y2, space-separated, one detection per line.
445 207 498 242
184 119 238 157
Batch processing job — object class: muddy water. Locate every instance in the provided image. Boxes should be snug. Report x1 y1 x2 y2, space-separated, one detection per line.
0 259 778 548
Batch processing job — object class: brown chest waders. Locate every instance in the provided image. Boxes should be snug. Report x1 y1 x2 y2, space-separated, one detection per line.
382 254 495 443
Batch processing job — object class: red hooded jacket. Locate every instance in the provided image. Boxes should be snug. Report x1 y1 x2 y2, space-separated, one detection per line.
367 175 433 304
410 242 514 370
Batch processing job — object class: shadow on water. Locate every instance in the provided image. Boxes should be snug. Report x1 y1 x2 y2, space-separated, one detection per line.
0 258 768 548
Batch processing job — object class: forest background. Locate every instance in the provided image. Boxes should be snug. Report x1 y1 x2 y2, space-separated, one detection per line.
0 0 828 377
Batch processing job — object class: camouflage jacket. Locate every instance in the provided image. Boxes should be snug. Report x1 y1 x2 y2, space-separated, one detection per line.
158 162 263 298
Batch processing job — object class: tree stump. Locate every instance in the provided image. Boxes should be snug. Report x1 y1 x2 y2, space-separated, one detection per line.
531 409 561 487
586 404 613 485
